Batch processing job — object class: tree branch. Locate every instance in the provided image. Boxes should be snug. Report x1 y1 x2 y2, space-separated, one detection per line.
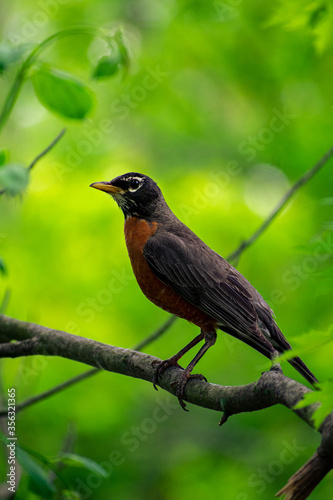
0 315 315 418
0 316 332 499
227 144 333 263
0 315 178 417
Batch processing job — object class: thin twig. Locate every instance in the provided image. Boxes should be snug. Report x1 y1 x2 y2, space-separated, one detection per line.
133 315 177 351
0 129 66 196
227 145 333 263
0 369 99 417
28 128 66 171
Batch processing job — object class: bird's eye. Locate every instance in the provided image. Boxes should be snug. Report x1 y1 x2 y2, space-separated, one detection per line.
128 178 141 192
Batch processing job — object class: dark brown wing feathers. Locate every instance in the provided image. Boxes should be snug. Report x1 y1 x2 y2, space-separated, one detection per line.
142 223 318 385
143 228 269 344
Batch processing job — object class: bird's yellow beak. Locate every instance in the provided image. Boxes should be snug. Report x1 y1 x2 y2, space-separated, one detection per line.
90 182 124 194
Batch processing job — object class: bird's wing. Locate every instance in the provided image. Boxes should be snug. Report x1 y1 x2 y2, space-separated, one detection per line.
143 230 259 336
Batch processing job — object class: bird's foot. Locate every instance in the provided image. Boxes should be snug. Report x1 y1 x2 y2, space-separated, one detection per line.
171 370 207 411
152 358 207 411
152 356 182 390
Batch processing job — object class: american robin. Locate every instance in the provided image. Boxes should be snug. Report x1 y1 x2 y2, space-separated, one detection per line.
90 172 318 409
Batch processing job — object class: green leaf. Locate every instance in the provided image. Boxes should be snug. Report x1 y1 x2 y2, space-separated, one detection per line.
0 149 9 166
13 473 31 500
61 490 82 500
31 65 95 120
311 4 333 53
18 444 72 491
268 0 333 53
19 444 54 467
55 452 108 478
275 326 333 364
294 380 333 429
92 55 120 79
16 447 56 498
0 163 29 195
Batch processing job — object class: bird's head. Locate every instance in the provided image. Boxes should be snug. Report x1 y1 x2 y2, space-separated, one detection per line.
90 172 165 219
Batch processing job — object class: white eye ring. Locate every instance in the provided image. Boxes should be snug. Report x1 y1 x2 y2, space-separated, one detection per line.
128 177 143 192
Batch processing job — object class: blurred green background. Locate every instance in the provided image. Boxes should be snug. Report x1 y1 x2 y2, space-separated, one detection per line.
1 0 333 498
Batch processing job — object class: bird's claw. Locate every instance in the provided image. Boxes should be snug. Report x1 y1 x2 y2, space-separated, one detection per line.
171 371 208 411
152 357 182 390
152 359 207 411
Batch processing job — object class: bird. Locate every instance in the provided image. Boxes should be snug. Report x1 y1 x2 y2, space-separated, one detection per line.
90 172 318 409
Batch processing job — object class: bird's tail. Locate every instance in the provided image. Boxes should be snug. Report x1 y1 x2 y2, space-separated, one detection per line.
287 356 318 386
266 320 319 387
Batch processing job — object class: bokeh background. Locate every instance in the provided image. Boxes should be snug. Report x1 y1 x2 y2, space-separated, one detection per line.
1 0 333 498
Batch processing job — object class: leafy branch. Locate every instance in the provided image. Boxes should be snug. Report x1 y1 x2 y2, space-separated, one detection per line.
0 27 129 197
268 0 333 53
0 27 128 133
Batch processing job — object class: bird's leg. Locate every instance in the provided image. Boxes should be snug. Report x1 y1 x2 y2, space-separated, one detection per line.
175 329 217 411
153 331 204 390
